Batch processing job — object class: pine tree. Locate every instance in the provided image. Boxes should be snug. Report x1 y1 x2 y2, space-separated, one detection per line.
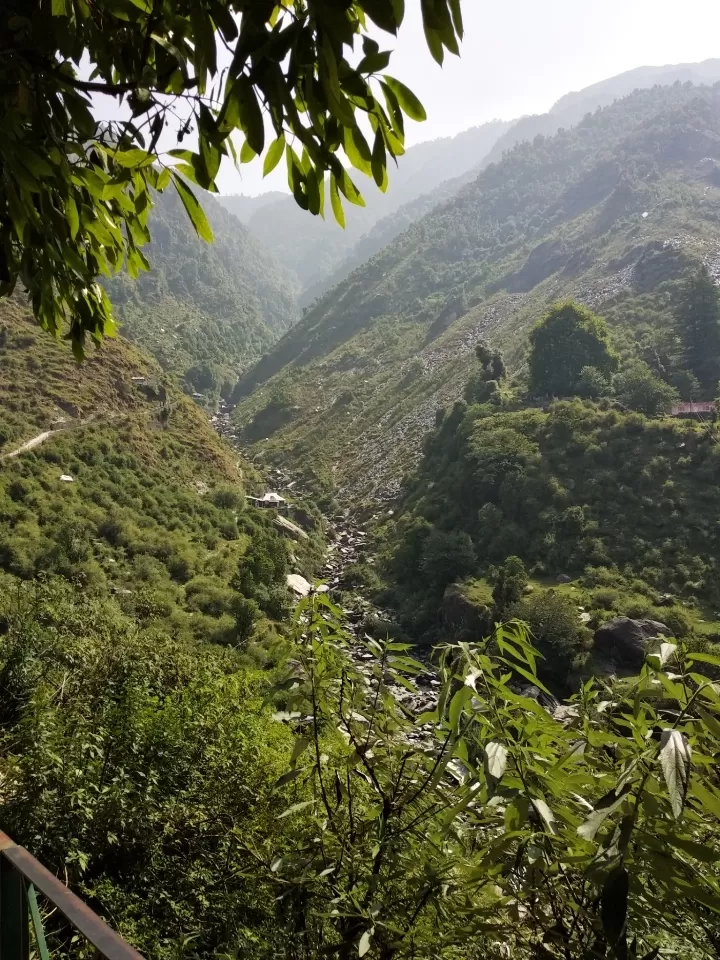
678 267 720 392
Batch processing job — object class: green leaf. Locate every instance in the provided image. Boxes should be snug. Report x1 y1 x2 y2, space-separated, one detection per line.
291 736 311 766
360 0 401 33
278 799 315 819
448 0 464 36
484 742 507 781
371 129 388 191
690 779 720 819
239 140 256 164
330 175 345 228
697 706 720 741
115 148 153 168
358 929 373 958
232 77 265 156
659 729 691 819
448 686 470 731
172 174 213 243
344 126 372 176
382 76 427 121
688 652 720 667
66 198 80 240
263 136 285 177
577 784 632 841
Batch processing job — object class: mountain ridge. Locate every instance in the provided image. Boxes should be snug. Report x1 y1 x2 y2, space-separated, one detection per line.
230 82 720 501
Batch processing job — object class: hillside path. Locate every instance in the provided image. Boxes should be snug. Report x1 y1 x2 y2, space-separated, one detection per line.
1 430 58 460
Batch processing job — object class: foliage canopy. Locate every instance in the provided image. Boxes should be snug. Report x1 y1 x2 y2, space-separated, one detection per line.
0 0 463 353
529 301 618 397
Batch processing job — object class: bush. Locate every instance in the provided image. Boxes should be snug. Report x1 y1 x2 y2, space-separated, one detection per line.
576 365 611 399
615 361 679 416
510 590 590 690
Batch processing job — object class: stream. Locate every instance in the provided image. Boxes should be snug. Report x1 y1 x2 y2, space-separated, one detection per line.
210 404 441 721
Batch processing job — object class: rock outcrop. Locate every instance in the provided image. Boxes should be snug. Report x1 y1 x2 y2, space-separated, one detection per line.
592 617 672 671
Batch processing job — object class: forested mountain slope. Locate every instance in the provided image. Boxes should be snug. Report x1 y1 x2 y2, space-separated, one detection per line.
303 61 720 306
217 120 512 298
232 83 720 500
0 298 317 649
106 189 299 395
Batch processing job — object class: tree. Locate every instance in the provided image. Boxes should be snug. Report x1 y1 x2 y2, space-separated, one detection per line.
0 1 464 355
492 555 528 612
465 339 506 404
576 364 611 399
615 360 679 416
677 267 720 391
528 301 618 397
419 527 476 593
510 589 587 689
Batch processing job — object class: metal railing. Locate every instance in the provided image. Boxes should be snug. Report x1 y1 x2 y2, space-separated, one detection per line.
0 830 144 960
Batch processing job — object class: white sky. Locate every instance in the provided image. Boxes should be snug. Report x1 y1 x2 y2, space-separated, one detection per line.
219 0 720 196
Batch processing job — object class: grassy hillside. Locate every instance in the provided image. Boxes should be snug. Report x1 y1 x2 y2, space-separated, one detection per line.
106 189 299 396
0 299 321 650
231 83 720 500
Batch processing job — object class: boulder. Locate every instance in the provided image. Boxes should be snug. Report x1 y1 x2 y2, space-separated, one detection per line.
441 584 491 638
556 574 572 584
593 617 671 671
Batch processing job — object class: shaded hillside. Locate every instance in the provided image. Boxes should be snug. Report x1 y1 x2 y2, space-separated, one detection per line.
218 120 511 297
232 83 720 500
0 299 318 648
106 189 299 393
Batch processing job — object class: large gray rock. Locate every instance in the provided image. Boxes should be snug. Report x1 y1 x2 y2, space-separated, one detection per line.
593 617 671 670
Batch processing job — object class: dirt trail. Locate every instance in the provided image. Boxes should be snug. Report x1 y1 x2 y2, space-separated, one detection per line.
1 430 58 460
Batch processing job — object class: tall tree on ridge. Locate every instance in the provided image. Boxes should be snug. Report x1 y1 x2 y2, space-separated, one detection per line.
677 267 720 393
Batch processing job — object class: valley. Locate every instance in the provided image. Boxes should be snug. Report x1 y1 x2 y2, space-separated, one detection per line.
5 18 720 958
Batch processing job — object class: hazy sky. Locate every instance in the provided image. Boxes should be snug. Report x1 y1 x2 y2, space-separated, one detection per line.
217 0 720 196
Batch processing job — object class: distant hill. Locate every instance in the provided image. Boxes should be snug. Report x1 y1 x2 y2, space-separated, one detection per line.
231 82 720 501
106 189 300 394
480 58 720 171
550 58 720 115
217 120 512 299
216 192 287 224
221 60 720 308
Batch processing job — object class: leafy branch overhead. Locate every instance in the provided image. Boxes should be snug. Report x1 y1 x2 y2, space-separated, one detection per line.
0 0 464 354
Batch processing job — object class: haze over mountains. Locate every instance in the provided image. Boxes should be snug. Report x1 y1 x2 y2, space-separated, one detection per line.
8 44 720 957
108 57 720 410
217 58 720 307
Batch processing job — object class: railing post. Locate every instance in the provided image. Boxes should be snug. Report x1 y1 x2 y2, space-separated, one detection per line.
0 857 29 960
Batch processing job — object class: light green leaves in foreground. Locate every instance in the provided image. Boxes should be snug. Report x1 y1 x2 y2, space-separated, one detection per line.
1 0 465 353
267 598 720 959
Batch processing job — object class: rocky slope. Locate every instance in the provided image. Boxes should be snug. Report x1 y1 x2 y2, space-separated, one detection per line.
231 82 720 501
